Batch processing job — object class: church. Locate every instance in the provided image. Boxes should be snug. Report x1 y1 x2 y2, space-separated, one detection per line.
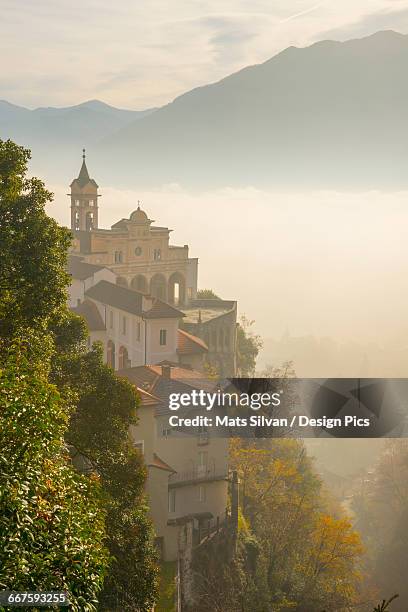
69 149 197 306
67 151 237 377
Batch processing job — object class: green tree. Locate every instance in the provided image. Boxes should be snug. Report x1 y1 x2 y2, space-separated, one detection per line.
197 289 221 299
236 315 263 376
0 337 108 611
51 314 159 611
353 440 408 611
0 139 71 338
0 140 158 610
228 438 364 611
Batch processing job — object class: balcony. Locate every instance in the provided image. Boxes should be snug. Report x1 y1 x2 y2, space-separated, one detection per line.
168 465 228 488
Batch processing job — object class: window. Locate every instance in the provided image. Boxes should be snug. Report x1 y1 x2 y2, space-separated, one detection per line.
88 199 94 206
154 248 161 261
135 246 142 256
168 490 176 513
159 329 167 346
107 340 115 369
118 346 129 369
122 316 127 335
197 427 209 445
136 321 141 341
198 485 206 503
114 251 123 264
109 311 114 329
133 440 144 454
162 427 172 437
197 451 208 475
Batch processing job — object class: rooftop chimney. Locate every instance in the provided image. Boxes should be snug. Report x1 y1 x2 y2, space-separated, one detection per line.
161 364 171 379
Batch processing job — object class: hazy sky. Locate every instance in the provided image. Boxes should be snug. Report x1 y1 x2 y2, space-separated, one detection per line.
2 0 408 109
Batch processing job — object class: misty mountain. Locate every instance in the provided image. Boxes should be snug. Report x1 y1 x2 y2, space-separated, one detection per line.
97 30 408 189
2 30 408 189
0 99 156 179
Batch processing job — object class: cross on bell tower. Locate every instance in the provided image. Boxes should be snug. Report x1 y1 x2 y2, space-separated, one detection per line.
69 149 100 232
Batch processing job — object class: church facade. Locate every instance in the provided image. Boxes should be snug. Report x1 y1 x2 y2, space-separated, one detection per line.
69 150 198 307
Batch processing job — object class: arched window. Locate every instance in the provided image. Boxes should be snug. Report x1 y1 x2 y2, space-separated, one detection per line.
131 275 148 293
118 346 129 369
86 211 94 231
168 272 186 305
150 274 167 301
107 340 115 369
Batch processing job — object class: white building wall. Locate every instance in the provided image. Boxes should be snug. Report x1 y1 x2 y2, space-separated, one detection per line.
68 267 116 307
145 318 179 364
82 299 179 369
69 279 84 307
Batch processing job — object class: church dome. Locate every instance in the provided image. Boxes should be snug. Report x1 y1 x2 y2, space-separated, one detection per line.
130 205 149 224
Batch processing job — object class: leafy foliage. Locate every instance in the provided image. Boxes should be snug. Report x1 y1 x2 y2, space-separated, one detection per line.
0 140 109 608
227 438 364 611
51 316 159 611
196 289 221 299
0 339 108 611
236 315 263 376
0 140 158 610
0 139 71 338
353 440 408 611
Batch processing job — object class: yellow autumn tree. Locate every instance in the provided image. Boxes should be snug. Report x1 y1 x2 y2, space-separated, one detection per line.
229 438 364 611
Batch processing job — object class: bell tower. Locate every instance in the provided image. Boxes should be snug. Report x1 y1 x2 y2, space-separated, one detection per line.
69 149 99 232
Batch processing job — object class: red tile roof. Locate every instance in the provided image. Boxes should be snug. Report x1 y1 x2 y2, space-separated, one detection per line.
143 298 184 319
148 453 176 473
85 281 184 319
71 300 106 331
148 365 207 379
68 255 105 280
177 329 208 354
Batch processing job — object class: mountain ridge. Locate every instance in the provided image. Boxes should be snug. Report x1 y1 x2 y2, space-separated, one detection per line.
1 30 408 188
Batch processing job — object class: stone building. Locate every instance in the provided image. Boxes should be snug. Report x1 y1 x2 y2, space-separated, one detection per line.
68 152 238 376
181 299 237 377
120 364 229 562
69 255 208 370
69 151 198 307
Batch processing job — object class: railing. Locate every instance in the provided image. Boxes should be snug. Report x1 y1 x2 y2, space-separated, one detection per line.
168 465 228 487
195 510 231 546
